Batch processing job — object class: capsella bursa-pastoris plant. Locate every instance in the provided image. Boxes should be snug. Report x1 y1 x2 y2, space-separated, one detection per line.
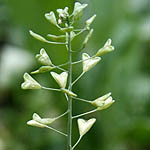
21 2 115 150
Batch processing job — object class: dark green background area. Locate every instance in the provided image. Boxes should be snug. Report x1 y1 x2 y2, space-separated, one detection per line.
0 0 150 150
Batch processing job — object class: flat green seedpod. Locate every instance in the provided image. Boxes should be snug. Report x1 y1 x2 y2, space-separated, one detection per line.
31 66 54 74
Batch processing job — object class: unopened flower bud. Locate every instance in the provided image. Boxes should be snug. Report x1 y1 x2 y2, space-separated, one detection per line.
51 72 68 88
29 30 47 43
31 66 54 74
96 39 114 56
85 14 96 27
21 73 41 90
78 118 96 137
82 53 101 73
45 11 58 26
72 2 88 20
35 48 52 66
61 88 77 97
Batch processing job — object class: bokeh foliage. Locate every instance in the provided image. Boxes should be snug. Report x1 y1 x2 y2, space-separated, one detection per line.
0 0 150 150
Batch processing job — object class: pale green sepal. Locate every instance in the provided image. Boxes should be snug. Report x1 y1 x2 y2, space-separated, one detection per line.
31 66 54 74
72 2 88 20
82 29 93 48
35 48 52 66
45 11 58 26
29 30 47 43
21 73 41 90
82 53 101 73
61 88 77 97
96 39 115 56
77 118 96 137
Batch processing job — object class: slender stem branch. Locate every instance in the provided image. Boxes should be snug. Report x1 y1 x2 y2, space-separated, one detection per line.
75 29 87 37
72 72 85 86
72 136 82 150
57 62 69 67
67 19 73 150
45 125 68 137
42 86 61 92
72 55 96 65
52 64 68 72
71 97 92 104
65 93 69 101
72 109 98 119
55 110 69 120
46 40 66 45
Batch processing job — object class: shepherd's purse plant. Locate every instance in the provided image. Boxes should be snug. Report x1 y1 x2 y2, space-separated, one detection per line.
21 2 115 150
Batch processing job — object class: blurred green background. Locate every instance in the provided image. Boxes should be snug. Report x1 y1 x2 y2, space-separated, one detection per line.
0 0 150 150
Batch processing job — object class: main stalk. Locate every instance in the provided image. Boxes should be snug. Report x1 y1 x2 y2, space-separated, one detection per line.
67 20 72 150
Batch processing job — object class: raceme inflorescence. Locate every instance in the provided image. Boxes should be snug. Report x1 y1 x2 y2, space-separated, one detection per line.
21 2 115 150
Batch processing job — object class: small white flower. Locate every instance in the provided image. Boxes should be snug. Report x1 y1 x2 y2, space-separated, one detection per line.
96 39 114 56
21 73 41 90
72 2 88 20
35 48 52 66
82 53 101 73
57 7 69 20
77 118 96 137
45 11 58 26
51 72 68 88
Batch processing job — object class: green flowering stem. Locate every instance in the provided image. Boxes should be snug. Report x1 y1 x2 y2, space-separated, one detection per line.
42 86 61 92
66 17 73 150
71 96 92 104
71 72 85 86
72 108 98 119
72 136 82 150
45 125 68 137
